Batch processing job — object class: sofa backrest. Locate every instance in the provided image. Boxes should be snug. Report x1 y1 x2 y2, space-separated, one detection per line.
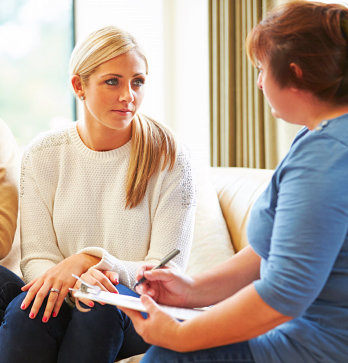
185 166 273 277
210 167 273 252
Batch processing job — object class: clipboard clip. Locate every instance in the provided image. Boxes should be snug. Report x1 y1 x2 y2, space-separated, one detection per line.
69 274 101 313
70 274 101 294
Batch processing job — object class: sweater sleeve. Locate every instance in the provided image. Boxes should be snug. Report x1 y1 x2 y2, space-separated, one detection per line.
20 150 65 283
79 147 196 289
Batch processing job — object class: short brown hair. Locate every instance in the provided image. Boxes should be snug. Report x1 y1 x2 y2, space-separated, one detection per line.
246 0 348 105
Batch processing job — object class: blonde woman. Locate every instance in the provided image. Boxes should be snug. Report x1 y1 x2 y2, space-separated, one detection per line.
0 26 195 363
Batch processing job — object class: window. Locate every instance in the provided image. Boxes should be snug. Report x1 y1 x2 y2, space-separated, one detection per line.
0 0 74 147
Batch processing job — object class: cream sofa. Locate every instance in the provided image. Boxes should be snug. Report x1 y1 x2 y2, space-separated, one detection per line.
1 162 273 362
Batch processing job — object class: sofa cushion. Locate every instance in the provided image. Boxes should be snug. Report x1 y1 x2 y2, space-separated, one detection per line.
210 167 273 252
186 168 235 277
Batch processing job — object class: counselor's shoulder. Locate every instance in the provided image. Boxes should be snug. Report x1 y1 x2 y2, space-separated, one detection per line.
277 114 348 203
283 113 348 171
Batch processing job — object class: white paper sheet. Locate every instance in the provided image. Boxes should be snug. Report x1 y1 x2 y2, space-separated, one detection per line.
73 290 207 320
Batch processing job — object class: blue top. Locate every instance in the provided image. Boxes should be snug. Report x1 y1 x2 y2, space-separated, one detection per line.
248 113 348 363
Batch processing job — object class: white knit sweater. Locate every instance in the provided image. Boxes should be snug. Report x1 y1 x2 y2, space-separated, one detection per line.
20 123 196 288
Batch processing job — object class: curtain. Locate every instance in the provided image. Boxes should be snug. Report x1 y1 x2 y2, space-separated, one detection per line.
209 0 298 169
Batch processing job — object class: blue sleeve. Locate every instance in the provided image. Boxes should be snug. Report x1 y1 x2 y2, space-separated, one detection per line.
253 134 348 317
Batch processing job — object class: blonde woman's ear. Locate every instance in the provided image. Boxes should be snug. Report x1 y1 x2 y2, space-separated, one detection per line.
71 74 84 100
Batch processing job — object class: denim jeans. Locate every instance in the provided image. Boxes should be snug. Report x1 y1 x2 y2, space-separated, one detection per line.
141 341 255 363
0 283 149 363
0 265 24 322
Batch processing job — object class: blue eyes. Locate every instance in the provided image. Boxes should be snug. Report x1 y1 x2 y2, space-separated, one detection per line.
104 78 145 87
105 78 119 86
133 78 145 87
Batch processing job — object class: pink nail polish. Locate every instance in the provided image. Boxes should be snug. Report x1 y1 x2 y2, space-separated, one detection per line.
42 316 47 323
21 303 26 310
29 313 35 319
52 312 57 317
88 302 94 307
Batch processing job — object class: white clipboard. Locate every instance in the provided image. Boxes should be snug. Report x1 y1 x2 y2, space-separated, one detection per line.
70 275 207 321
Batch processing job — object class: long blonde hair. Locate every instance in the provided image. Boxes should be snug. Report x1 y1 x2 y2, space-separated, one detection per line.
70 26 177 208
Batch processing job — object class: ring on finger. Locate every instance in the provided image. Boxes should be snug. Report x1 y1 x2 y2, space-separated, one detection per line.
50 288 60 294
